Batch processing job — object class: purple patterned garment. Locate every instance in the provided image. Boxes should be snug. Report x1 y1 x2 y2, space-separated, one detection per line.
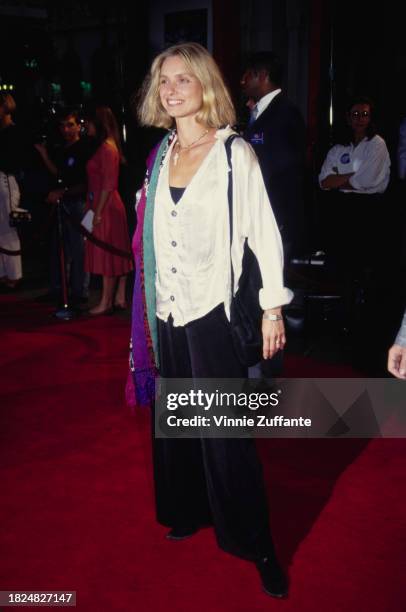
125 145 160 409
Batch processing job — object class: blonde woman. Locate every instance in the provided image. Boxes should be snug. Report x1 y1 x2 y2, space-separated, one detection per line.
130 43 293 598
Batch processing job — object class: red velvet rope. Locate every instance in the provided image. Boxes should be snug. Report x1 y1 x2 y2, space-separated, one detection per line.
0 205 133 261
64 209 133 260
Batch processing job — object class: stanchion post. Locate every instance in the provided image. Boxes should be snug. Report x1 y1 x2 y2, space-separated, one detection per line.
54 199 76 320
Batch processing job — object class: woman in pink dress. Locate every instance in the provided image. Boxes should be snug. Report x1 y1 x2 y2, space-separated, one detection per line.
84 107 133 315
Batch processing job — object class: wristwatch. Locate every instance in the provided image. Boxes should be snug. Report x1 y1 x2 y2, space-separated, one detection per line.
263 313 283 321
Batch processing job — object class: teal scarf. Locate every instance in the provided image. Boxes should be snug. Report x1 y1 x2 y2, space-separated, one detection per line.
142 132 173 367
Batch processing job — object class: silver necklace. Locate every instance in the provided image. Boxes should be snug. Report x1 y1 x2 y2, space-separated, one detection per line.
173 129 209 166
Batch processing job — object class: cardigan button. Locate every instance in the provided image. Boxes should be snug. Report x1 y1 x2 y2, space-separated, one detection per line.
170 295 175 301
171 241 177 247
171 267 177 273
171 210 177 217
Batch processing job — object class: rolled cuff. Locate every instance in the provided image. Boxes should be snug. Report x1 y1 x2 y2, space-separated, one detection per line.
259 287 294 311
394 313 406 348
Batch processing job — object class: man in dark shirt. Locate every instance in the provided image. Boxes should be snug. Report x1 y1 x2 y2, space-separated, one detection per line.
241 52 306 262
36 110 93 305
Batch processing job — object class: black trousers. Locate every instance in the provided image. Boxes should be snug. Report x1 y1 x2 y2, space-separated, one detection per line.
153 303 275 561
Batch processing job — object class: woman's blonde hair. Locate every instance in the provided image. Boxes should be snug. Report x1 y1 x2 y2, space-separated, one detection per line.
137 42 236 129
0 93 16 116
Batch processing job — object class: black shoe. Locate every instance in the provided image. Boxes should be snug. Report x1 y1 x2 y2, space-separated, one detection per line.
166 526 198 540
255 555 289 598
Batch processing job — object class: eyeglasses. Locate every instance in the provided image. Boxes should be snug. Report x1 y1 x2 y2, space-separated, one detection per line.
350 111 370 119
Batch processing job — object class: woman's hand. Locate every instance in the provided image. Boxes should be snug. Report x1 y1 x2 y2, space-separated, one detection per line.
387 344 406 379
262 310 286 359
92 191 110 226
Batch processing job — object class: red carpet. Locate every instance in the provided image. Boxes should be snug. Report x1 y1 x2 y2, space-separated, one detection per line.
1 295 405 611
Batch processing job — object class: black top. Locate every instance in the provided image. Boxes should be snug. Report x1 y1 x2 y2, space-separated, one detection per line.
170 185 185 204
0 125 22 175
50 136 94 189
243 93 305 246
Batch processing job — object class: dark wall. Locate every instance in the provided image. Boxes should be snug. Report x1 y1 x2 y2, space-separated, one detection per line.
329 1 406 161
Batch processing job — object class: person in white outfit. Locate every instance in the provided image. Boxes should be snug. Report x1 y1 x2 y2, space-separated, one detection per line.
0 93 22 288
318 96 390 275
